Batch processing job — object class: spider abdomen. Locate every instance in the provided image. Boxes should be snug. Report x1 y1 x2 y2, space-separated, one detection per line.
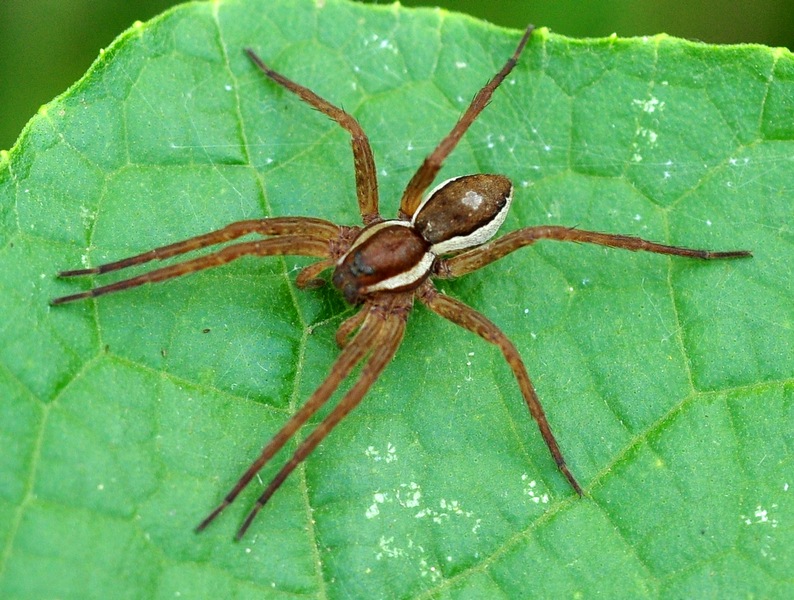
332 221 433 303
413 174 513 255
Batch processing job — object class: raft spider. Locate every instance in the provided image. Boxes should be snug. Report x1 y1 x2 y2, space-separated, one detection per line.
52 25 751 539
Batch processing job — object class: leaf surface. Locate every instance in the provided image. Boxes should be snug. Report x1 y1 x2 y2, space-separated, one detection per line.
1 0 792 598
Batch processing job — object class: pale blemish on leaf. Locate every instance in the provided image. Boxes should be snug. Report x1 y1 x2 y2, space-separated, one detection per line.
521 473 550 504
633 96 665 114
741 504 780 528
375 536 405 559
419 557 442 582
365 481 420 519
365 442 398 463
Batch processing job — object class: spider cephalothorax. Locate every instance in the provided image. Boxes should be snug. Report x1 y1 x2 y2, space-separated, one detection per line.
52 25 750 539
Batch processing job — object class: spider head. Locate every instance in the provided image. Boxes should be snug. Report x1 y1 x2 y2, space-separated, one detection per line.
332 221 433 304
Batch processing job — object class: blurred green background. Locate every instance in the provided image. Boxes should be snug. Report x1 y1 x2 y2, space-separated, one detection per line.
2 0 792 151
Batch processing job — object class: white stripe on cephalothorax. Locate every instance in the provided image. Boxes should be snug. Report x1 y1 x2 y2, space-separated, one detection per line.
337 219 412 265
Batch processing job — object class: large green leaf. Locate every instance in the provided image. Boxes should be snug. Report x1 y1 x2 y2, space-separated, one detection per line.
1 0 792 597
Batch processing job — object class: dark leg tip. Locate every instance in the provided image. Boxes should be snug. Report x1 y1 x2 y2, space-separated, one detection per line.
50 291 91 305
58 267 99 277
195 502 228 534
721 250 753 259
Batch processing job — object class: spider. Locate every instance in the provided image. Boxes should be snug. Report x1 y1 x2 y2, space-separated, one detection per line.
51 25 751 540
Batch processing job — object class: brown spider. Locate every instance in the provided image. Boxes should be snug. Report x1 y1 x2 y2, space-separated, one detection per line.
51 25 751 539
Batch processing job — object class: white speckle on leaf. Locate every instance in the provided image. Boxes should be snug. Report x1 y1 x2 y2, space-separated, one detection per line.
365 504 379 519
376 39 398 54
419 558 442 582
522 475 550 504
636 127 658 144
397 482 421 508
455 61 468 69
375 536 404 560
633 96 665 113
365 443 398 463
224 84 232 92
741 504 779 528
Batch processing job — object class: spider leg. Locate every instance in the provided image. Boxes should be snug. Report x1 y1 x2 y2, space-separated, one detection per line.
50 236 330 305
245 49 381 224
195 302 381 534
234 310 407 540
295 258 335 289
398 25 535 219
440 226 752 278
335 307 368 348
57 217 339 278
418 282 583 495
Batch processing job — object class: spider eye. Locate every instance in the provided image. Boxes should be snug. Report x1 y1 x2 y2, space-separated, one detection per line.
413 174 513 254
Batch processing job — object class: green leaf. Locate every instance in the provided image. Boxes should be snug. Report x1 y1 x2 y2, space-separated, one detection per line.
1 0 792 598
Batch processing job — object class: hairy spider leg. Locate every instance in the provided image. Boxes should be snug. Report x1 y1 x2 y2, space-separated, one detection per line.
56 217 339 278
419 282 583 495
245 48 381 224
399 25 535 219
194 304 380 533
235 307 408 539
50 236 331 305
295 257 337 289
194 294 410 538
440 226 752 278
335 306 368 348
